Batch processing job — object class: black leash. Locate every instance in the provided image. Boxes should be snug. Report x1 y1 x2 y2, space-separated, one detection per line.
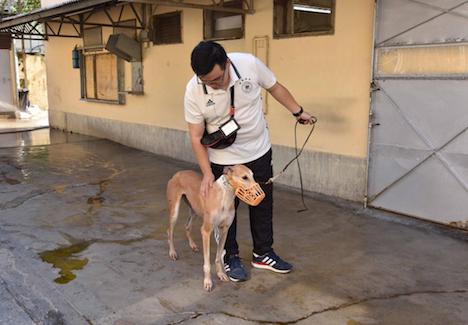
264 117 317 213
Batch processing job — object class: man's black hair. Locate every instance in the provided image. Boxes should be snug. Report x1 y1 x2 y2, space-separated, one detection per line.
190 41 228 76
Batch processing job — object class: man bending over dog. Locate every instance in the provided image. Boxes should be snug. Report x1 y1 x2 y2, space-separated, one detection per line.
184 41 315 282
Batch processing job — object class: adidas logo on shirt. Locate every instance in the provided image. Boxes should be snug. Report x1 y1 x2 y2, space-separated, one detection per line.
206 99 215 107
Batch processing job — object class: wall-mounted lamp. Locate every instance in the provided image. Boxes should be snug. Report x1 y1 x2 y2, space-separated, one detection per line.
72 45 80 69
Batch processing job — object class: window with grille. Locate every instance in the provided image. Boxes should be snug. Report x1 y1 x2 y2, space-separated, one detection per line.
274 0 334 38
152 11 182 45
204 0 244 40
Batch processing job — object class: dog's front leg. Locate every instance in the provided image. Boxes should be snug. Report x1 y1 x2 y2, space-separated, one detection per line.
201 220 213 291
215 224 230 282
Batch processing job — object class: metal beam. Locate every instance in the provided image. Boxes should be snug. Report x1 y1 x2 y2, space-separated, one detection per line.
129 3 144 25
30 21 42 34
123 0 254 14
118 5 125 22
47 19 144 29
104 8 115 25
0 0 116 29
0 0 253 38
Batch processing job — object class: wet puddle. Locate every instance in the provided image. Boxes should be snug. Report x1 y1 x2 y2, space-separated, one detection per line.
39 242 91 284
39 225 166 284
0 172 21 185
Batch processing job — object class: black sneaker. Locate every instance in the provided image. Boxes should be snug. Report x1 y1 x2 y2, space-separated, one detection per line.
224 254 248 282
251 250 293 273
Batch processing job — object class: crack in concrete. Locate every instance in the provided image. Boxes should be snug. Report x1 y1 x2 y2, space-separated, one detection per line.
169 289 468 325
281 289 468 324
167 312 204 325
0 189 53 210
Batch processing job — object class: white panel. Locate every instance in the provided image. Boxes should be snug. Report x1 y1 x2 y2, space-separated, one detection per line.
371 86 430 150
440 129 468 188
369 85 431 197
368 144 430 198
419 0 467 10
215 15 242 31
376 0 440 44
0 50 14 106
388 7 468 45
371 155 468 223
381 80 468 150
377 0 468 45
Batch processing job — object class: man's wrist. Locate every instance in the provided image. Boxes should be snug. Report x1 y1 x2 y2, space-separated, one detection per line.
292 106 303 117
201 168 213 176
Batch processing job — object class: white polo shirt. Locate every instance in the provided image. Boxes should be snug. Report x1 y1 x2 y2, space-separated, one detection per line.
184 52 277 165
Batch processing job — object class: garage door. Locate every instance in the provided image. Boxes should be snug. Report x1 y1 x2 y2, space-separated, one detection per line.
367 0 468 229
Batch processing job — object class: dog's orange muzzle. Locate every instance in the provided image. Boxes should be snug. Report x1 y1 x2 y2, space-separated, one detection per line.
234 183 265 206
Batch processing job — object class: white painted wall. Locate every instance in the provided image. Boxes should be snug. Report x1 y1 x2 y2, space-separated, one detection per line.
0 50 14 105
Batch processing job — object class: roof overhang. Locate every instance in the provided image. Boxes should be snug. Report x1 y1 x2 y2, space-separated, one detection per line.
0 0 254 40
126 0 254 14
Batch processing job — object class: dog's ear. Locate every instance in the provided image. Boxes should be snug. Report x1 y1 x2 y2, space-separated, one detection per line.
223 166 234 176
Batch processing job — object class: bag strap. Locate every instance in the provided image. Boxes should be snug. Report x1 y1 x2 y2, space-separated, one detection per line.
229 86 235 116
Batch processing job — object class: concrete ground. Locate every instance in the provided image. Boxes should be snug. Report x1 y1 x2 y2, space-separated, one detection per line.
0 108 49 134
0 128 467 325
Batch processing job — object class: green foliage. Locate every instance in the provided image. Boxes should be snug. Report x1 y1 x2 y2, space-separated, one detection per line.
1 0 41 16
18 0 41 13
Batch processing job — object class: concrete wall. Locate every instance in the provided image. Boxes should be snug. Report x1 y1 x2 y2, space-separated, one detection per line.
19 54 48 109
44 0 375 202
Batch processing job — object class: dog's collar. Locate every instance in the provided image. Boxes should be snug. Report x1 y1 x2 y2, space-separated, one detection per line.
217 175 234 190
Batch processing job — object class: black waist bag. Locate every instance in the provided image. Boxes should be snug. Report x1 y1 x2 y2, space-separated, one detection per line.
200 82 240 149
201 128 237 149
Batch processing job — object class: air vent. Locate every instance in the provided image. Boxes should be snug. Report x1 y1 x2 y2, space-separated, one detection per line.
105 33 141 62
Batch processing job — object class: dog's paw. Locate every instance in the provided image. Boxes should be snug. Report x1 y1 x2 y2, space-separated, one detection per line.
169 250 178 260
217 272 229 282
203 278 213 292
190 244 199 252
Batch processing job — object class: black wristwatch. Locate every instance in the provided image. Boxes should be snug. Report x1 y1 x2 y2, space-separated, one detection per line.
292 106 304 117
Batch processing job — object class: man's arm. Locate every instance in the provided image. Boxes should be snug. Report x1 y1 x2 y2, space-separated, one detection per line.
267 82 315 124
188 122 214 197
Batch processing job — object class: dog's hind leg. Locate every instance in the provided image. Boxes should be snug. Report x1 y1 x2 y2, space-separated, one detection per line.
167 187 182 260
185 208 199 252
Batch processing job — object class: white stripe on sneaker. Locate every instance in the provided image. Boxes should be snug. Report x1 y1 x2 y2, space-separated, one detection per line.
251 261 292 274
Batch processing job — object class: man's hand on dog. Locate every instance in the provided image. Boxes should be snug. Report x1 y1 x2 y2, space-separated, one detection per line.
200 172 215 197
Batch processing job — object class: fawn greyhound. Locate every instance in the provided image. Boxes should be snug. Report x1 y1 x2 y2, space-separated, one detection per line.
166 165 265 291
